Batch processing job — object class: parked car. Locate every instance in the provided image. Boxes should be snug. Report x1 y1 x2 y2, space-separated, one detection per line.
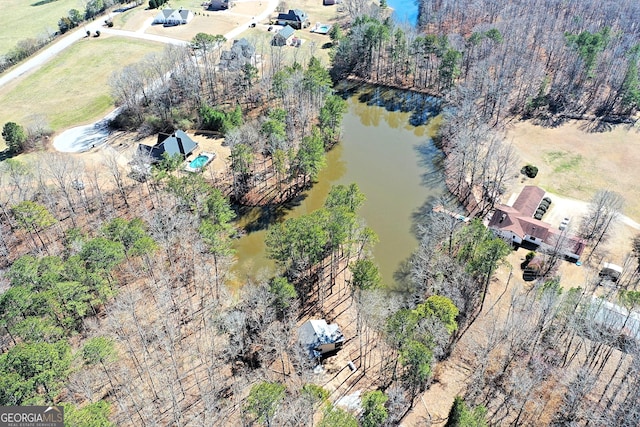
559 217 570 230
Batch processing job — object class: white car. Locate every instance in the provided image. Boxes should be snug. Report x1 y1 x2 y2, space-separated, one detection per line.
559 217 570 230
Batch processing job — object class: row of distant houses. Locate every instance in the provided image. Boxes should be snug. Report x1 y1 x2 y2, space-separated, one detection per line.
152 7 309 27
150 7 316 47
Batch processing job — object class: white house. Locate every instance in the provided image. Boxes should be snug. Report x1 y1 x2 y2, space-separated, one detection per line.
298 319 344 360
153 8 194 25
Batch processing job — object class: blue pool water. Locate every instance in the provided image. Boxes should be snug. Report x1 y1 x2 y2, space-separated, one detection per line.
189 155 209 169
387 0 418 26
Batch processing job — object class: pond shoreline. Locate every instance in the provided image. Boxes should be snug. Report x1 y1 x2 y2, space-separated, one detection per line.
232 85 448 286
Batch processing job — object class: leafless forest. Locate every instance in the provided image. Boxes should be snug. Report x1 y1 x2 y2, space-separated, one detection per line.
338 0 640 121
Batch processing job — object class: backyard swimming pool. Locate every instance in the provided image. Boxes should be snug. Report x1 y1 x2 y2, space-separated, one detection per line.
190 155 209 168
184 152 216 172
311 23 332 34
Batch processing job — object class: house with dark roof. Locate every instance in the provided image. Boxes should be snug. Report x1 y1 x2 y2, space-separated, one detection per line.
272 25 296 46
512 186 546 217
208 0 231 11
153 8 194 25
276 9 309 29
137 130 198 163
488 186 585 261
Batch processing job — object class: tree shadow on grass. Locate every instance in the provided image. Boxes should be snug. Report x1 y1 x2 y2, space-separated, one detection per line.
31 0 58 6
0 149 16 162
578 119 613 133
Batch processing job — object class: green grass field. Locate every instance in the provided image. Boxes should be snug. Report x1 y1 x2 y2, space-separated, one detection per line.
544 151 584 173
0 36 165 149
0 0 81 55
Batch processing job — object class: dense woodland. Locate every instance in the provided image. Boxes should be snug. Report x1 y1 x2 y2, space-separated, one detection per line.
333 0 640 219
336 0 640 122
2 0 640 426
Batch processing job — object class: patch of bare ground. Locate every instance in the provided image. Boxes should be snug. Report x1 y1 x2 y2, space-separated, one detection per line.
144 12 239 41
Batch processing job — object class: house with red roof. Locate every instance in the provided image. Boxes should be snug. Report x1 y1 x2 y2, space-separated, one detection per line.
488 186 585 261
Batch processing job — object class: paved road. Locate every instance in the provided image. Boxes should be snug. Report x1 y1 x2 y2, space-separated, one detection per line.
0 0 279 90
45 0 279 152
0 21 104 89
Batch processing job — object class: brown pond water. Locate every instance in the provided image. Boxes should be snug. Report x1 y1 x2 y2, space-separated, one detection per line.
231 87 448 288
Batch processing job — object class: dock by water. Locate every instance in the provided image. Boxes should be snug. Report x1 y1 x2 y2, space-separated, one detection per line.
432 205 471 222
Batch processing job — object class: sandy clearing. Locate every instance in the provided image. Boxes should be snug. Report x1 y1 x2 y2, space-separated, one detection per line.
189 133 232 177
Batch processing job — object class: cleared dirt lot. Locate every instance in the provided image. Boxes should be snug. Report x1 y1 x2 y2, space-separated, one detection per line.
143 10 240 41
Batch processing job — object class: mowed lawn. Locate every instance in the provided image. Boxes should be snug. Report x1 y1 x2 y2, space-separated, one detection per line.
0 36 165 147
1 0 80 55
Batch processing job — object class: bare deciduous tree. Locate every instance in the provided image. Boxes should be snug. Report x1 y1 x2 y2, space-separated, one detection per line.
580 190 624 260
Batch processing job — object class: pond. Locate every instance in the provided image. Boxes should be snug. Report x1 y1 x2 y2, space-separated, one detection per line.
231 85 448 288
387 0 419 26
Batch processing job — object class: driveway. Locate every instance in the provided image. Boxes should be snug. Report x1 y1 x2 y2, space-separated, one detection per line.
0 21 103 89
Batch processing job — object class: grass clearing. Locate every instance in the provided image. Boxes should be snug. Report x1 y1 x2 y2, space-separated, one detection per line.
543 150 583 173
508 120 640 220
0 0 79 55
0 36 165 143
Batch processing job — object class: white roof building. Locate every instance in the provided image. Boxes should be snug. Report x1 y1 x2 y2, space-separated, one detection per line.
298 319 344 360
153 8 194 25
